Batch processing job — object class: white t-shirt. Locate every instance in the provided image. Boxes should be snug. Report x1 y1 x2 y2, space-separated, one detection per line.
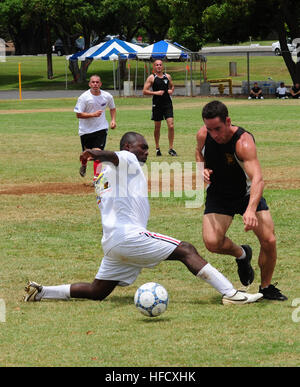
276 86 287 95
94 150 150 254
74 89 115 136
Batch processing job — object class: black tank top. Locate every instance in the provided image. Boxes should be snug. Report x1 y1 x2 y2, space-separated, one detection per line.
204 127 252 199
152 74 172 106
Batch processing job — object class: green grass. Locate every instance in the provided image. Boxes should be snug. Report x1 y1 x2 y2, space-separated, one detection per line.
0 51 295 91
0 97 299 367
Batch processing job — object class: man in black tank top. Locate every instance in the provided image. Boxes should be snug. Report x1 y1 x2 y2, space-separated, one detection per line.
195 100 287 301
143 60 177 157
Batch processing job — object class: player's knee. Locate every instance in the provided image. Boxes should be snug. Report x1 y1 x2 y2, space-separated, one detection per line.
260 233 276 250
179 241 195 253
177 242 201 263
203 236 223 253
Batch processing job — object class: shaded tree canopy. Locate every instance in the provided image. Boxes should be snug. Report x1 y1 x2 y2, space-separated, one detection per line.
1 0 300 82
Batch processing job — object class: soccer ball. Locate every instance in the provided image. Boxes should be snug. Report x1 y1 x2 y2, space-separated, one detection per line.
134 282 169 317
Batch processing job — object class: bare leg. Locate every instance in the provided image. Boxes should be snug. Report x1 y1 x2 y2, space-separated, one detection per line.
166 117 174 149
167 241 235 296
70 279 118 301
167 241 207 274
154 121 161 149
202 213 244 258
253 210 277 287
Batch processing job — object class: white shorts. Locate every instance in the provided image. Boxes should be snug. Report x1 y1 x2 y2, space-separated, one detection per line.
95 230 181 286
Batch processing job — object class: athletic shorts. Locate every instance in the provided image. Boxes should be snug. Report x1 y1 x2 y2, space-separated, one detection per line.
95 230 181 286
151 104 173 121
204 194 269 217
80 129 108 151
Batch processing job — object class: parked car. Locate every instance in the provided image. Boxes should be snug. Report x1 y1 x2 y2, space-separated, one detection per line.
272 40 296 56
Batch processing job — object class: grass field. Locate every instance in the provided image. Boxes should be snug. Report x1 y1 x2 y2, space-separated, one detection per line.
0 52 295 91
0 96 300 367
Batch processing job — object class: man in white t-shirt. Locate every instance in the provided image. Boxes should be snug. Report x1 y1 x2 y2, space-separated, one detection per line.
74 74 116 182
275 82 289 99
23 132 263 305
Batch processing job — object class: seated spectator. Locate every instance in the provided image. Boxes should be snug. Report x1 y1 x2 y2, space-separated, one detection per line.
248 82 264 99
276 82 289 99
289 83 300 98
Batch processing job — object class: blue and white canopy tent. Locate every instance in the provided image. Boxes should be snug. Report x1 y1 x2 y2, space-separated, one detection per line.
137 40 207 96
136 40 189 60
68 38 142 61
66 38 144 90
137 40 192 93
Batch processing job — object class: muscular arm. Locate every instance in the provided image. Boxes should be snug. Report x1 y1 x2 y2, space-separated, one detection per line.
80 149 119 166
196 126 212 184
166 74 175 95
143 75 164 96
236 133 264 231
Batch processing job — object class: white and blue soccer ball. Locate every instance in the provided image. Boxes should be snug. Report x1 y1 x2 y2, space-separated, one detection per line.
134 282 169 317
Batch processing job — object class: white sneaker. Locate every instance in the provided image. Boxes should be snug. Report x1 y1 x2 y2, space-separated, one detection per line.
23 281 42 302
222 290 263 305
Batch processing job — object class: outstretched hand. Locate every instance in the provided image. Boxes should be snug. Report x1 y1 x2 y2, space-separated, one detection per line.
80 149 100 163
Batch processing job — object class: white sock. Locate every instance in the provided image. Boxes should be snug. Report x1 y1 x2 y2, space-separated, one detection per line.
197 263 236 297
236 246 246 260
36 284 71 300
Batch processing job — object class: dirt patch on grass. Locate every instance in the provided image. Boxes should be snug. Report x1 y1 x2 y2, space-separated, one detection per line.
0 172 299 196
0 182 93 195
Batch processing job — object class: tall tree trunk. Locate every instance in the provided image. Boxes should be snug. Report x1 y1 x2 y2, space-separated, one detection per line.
46 23 53 79
47 53 53 80
278 0 300 83
68 59 93 83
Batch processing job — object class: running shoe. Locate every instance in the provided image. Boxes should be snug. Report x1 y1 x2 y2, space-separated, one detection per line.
23 281 42 302
259 282 288 301
222 290 263 305
156 148 162 156
168 148 177 156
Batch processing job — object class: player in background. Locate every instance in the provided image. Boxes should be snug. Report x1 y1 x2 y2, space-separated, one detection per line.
24 132 263 305
196 100 287 301
75 74 116 183
143 60 177 157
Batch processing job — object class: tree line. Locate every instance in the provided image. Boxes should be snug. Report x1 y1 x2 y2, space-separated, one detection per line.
0 0 299 83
